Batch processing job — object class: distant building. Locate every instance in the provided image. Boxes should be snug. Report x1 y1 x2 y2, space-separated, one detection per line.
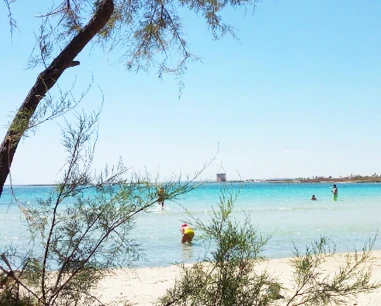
216 173 227 182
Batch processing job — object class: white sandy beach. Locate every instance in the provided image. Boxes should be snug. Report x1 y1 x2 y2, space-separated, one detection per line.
95 250 381 306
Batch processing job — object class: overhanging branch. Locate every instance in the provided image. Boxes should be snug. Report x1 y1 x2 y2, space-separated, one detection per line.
0 0 114 197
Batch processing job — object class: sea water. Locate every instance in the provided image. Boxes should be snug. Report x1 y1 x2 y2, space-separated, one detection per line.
1 183 380 268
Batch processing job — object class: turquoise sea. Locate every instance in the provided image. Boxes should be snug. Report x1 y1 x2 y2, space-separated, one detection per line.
1 183 381 268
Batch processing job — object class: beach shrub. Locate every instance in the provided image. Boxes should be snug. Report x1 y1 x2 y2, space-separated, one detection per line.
158 192 283 306
0 288 34 306
0 112 198 306
284 236 379 305
158 192 380 306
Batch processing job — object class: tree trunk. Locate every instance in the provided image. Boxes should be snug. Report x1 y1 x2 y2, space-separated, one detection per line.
0 0 114 197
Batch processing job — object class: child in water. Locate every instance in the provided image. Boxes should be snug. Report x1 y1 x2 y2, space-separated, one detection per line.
180 223 195 244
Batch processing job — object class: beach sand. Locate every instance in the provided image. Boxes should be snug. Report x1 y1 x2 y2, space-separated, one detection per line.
95 250 381 306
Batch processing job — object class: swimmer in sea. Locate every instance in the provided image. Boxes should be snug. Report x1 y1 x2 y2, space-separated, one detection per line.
311 195 317 201
180 223 195 244
331 184 338 201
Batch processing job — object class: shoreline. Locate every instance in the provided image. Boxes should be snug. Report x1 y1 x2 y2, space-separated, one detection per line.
95 250 381 306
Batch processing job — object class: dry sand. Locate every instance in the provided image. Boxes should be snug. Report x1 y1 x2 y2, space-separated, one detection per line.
95 251 381 306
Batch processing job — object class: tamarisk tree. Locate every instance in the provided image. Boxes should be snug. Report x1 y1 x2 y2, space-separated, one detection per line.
0 0 260 196
159 192 380 306
0 109 198 306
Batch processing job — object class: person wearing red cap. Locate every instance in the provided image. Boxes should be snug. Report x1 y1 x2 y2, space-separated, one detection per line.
180 223 195 244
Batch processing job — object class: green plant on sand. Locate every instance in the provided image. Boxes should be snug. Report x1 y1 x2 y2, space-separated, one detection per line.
0 111 198 306
158 192 380 306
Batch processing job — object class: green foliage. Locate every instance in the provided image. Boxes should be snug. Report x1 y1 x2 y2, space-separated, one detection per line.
158 191 380 306
0 110 198 306
158 191 280 306
4 0 260 80
0 288 34 306
286 237 380 306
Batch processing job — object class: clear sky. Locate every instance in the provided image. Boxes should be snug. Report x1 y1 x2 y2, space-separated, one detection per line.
1 0 381 184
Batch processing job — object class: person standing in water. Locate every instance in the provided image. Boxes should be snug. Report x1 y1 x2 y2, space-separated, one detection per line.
311 195 317 201
331 184 338 201
157 187 165 209
180 223 195 244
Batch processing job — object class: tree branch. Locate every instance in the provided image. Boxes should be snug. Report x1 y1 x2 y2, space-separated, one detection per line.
0 0 114 197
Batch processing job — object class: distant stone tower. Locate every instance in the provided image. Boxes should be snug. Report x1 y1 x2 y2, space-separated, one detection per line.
216 173 227 182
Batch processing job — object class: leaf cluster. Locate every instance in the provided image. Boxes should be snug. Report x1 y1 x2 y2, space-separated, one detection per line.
4 0 260 81
0 109 198 305
158 190 381 306
285 237 380 305
158 191 280 306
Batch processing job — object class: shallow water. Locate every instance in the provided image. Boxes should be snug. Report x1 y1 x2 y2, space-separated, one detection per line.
1 183 380 267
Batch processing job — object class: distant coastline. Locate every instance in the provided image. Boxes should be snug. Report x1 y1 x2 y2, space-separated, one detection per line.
231 175 381 184
6 175 381 187
296 176 381 184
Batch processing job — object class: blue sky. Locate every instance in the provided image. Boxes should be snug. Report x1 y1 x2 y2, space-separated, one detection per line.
1 0 381 184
